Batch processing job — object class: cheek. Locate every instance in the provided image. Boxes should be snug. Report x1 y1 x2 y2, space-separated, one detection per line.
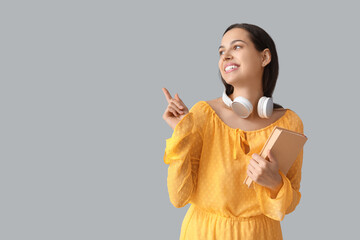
242 54 261 70
249 51 263 66
218 61 223 73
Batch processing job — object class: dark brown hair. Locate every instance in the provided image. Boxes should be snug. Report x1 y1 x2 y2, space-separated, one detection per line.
220 23 283 109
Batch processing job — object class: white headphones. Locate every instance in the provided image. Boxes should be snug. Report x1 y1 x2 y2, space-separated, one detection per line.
222 89 273 119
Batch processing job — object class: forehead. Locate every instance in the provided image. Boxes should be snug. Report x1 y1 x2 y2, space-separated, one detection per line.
220 28 251 45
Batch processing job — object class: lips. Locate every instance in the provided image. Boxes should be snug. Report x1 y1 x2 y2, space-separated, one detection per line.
224 63 240 73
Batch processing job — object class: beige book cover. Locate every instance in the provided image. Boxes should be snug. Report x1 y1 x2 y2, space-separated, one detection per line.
243 126 308 188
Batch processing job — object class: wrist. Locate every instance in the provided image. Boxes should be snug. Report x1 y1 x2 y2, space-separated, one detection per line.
269 174 283 198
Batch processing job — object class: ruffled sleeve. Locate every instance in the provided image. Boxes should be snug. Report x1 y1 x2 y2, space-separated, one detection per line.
163 101 206 208
253 113 304 221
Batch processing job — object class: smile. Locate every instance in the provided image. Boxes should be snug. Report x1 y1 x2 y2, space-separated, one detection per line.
225 65 239 73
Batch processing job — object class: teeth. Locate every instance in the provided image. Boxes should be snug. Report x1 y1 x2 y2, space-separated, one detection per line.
225 65 238 72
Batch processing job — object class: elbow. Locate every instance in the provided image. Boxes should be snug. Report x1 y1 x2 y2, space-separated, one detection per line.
171 200 187 208
170 195 189 208
169 196 189 208
285 191 302 214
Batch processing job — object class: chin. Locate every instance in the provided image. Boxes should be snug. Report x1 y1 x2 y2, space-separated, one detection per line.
224 76 244 85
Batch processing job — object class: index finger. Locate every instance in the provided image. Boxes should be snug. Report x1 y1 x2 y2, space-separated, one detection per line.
162 87 173 103
251 153 263 164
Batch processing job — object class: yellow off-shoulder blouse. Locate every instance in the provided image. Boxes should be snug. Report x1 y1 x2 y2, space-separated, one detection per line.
163 100 304 240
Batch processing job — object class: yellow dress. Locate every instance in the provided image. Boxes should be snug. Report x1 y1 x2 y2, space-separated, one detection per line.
163 101 304 240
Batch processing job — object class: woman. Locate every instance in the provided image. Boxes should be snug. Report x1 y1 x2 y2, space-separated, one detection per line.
162 23 304 240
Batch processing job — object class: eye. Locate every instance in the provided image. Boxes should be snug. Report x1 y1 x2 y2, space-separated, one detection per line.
219 45 242 56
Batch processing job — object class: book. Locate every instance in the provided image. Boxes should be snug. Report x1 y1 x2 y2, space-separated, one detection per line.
243 126 308 188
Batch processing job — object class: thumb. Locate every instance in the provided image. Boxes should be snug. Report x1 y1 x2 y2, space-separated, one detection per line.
267 150 276 162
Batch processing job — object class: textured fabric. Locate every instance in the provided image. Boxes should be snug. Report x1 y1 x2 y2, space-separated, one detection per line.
163 101 304 240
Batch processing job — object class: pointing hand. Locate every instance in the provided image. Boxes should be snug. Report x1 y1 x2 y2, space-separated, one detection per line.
162 87 189 130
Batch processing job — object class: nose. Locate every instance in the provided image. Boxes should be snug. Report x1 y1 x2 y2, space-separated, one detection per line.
221 50 233 61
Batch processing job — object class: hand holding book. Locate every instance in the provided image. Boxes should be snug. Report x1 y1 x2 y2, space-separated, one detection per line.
247 149 284 193
244 126 308 188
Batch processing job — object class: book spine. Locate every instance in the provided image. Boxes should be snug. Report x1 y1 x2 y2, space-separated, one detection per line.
244 129 282 188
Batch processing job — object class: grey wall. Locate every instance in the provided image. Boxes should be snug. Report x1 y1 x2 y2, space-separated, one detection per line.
1 0 359 239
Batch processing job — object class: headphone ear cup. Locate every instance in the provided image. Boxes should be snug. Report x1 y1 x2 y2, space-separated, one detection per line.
223 90 275 119
257 97 273 118
233 96 253 118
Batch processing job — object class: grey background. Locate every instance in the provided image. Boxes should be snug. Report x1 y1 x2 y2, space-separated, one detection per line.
1 0 359 239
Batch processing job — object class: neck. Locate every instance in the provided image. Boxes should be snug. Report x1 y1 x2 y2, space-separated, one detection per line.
229 86 263 120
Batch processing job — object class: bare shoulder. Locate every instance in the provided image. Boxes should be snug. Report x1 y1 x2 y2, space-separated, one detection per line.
205 97 222 105
271 106 287 122
205 97 224 112
274 107 286 112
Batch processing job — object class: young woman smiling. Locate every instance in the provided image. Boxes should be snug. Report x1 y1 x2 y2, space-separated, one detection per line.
162 23 304 240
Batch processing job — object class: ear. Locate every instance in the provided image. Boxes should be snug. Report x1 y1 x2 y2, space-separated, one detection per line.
261 48 271 67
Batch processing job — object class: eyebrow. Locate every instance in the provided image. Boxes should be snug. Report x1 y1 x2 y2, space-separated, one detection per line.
218 39 248 50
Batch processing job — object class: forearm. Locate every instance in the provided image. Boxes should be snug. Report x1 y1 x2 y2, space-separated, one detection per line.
167 155 199 208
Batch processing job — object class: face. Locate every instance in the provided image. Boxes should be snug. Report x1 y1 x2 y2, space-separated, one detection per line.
218 28 269 85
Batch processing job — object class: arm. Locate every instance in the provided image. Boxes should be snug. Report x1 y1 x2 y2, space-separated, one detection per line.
163 112 203 208
253 122 304 221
